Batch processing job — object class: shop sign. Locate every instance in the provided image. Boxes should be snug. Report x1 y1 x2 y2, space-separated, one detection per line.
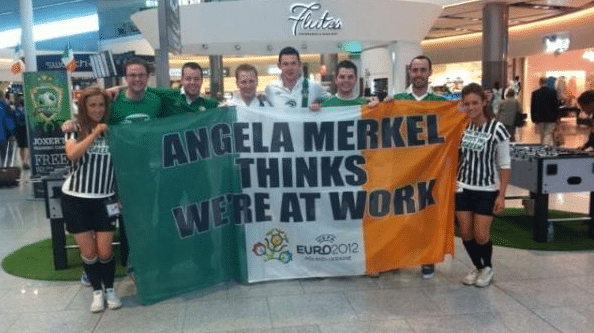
543 32 570 54
289 3 342 36
36 54 93 72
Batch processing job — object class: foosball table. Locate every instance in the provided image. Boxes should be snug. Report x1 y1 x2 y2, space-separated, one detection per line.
509 144 594 242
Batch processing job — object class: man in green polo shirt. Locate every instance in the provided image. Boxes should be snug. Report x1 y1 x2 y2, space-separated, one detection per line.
150 62 218 116
109 57 165 124
322 60 367 107
394 55 446 102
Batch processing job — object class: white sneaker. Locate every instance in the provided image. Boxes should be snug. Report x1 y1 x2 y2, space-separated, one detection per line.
105 288 122 309
80 273 91 287
90 290 105 313
462 269 480 286
474 267 494 287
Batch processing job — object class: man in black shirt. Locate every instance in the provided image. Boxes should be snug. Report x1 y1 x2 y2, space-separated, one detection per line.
530 77 559 145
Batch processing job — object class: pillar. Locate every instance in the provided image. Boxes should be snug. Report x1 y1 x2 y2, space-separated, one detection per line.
320 53 338 94
19 0 37 71
387 41 422 95
209 55 224 100
155 48 170 87
482 2 508 90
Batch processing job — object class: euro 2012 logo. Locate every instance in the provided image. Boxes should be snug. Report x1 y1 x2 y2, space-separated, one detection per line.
252 228 293 264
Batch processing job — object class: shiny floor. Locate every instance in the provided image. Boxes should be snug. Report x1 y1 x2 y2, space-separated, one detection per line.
1 118 594 333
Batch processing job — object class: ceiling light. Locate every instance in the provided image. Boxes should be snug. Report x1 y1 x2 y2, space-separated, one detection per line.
0 14 99 49
583 50 594 62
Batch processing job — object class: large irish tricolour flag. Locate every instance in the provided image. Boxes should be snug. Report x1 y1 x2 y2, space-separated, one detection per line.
109 101 467 304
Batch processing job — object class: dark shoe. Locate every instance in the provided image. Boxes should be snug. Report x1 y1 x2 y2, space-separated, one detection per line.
421 264 435 279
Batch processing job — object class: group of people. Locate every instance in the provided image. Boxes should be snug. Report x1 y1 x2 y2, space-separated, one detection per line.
529 75 594 147
60 46 532 312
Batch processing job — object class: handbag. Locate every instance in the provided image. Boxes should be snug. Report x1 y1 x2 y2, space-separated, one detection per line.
514 112 527 127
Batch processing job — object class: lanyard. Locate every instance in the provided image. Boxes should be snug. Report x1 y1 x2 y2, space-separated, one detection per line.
301 78 309 108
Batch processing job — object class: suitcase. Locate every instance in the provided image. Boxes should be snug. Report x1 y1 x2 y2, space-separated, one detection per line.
0 141 21 186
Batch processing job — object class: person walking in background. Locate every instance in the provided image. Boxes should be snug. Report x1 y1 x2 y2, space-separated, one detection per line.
0 93 15 166
577 90 594 151
456 83 511 287
531 77 559 145
12 94 29 169
497 89 523 141
491 82 503 115
61 86 121 312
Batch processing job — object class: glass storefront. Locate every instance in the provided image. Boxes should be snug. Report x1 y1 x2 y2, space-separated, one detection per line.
430 47 594 110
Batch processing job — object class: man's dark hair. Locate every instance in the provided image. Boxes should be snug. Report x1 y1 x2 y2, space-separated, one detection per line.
410 55 433 70
124 57 150 75
278 46 300 63
577 90 594 107
335 60 358 77
181 62 203 77
235 63 258 80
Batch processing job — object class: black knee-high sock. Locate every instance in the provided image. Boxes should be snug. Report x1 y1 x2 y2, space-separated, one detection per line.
478 241 493 268
463 239 484 270
99 256 115 289
82 256 102 291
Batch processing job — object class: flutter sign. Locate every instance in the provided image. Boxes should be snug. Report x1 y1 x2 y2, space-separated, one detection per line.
289 2 342 36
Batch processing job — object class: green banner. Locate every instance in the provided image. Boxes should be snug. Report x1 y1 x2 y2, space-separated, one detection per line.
108 108 243 305
23 71 71 197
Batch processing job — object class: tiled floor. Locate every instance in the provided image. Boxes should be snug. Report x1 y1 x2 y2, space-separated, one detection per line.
1 118 594 333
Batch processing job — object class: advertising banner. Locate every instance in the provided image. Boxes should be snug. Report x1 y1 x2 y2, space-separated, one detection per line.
23 71 71 197
108 101 466 304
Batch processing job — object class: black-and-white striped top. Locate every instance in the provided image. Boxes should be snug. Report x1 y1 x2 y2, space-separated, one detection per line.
457 119 511 191
61 132 115 198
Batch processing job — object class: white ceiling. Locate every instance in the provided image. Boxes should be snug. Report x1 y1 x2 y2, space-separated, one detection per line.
3 0 594 42
428 0 594 39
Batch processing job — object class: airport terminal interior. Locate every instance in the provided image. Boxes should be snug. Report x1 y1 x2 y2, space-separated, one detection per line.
2 0 594 332
1 122 594 332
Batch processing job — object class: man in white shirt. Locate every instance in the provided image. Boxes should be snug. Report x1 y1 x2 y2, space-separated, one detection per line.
228 64 271 107
265 46 330 108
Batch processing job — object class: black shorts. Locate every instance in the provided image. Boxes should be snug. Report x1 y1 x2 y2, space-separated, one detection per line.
455 189 499 216
61 194 117 233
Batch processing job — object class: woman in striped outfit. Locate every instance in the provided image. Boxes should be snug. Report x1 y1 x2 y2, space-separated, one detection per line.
456 83 511 287
61 86 122 312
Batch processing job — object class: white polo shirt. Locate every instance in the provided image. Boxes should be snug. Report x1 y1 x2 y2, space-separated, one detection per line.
227 91 272 107
265 76 330 108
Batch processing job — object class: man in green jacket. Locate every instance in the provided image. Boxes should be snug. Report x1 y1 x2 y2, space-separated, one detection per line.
150 62 218 116
109 57 165 125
